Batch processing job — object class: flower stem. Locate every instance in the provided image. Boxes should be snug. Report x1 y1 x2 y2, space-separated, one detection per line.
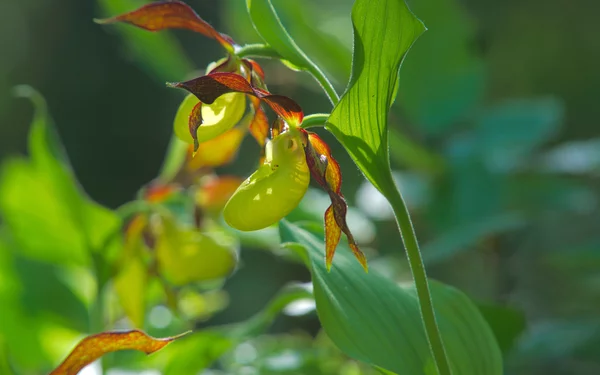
387 186 452 375
235 43 281 59
235 44 339 107
306 65 339 106
301 113 329 129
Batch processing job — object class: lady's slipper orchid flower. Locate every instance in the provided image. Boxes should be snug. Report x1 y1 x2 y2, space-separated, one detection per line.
99 1 367 271
168 73 366 271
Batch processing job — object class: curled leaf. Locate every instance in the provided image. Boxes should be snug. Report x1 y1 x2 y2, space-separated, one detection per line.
96 0 235 51
168 72 303 131
301 130 367 272
50 330 189 375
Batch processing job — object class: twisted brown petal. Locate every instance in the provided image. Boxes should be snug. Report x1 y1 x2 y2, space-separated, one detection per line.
301 130 368 272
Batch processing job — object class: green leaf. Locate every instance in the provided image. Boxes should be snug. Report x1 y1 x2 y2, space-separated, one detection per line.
280 220 503 375
326 0 425 194
0 86 120 265
323 1 459 374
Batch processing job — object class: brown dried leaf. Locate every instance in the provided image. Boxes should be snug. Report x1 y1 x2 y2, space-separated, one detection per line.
96 0 235 50
301 130 368 272
50 330 189 375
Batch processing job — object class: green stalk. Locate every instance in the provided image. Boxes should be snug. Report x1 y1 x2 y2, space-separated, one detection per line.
301 113 330 129
235 43 281 59
235 43 339 107
240 2 450 371
387 187 452 375
305 64 339 106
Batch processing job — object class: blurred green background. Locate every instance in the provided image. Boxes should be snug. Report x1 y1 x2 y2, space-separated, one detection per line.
1 0 599 374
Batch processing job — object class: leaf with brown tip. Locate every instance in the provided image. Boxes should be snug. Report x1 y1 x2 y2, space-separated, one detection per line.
301 130 368 272
50 330 189 375
96 0 235 50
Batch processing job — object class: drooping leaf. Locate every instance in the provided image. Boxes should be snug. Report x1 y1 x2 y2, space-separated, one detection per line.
280 220 503 375
96 0 236 51
301 130 367 271
326 0 426 196
49 330 189 375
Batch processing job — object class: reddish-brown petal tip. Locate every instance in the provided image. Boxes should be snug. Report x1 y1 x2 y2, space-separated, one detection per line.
96 1 235 49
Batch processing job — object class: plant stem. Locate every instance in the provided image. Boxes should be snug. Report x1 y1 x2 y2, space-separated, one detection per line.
306 65 339 106
387 186 452 375
235 43 281 59
236 44 339 107
301 113 329 129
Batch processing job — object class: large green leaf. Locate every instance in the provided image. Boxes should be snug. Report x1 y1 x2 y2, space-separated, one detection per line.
0 86 120 265
326 0 425 195
280 220 503 375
